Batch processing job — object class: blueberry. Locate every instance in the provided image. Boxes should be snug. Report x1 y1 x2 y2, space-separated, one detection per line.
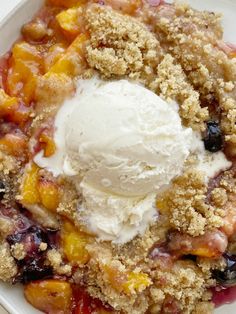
204 121 223 152
213 254 236 286
20 259 53 284
7 225 48 259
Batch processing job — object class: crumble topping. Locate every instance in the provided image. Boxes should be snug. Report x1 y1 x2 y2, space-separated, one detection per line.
211 187 228 207
10 243 26 261
157 169 224 236
0 242 18 282
39 242 48 251
47 249 72 276
56 177 78 221
154 2 236 151
0 151 16 175
34 73 75 117
149 54 209 131
150 260 212 314
85 4 161 81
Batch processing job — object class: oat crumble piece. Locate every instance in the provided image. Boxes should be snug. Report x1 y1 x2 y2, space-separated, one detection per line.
151 260 213 314
211 187 228 207
57 177 79 221
10 243 27 261
157 169 224 236
39 242 48 252
192 301 215 314
85 4 162 82
0 242 18 282
154 2 236 151
47 249 72 276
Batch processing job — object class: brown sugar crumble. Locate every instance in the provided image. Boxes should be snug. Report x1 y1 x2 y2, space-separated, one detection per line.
85 4 162 81
157 169 225 236
0 243 18 282
153 2 236 153
47 249 72 276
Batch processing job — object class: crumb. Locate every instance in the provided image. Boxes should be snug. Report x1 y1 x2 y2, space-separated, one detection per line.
10 243 26 261
39 242 48 251
197 256 226 274
151 260 212 314
157 169 224 236
0 151 17 175
47 249 72 276
0 216 14 238
149 54 209 131
193 301 214 314
0 242 18 282
35 72 75 116
211 187 228 207
85 4 161 82
57 177 78 221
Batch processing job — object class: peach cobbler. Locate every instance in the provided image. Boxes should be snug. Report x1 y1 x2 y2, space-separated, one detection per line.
0 0 236 313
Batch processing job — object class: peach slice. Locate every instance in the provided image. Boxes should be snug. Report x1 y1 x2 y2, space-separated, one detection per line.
61 221 90 265
24 280 73 313
56 7 82 40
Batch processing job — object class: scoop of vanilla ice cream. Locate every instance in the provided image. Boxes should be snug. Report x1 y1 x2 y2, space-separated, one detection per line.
80 181 157 243
34 78 201 243
36 78 193 195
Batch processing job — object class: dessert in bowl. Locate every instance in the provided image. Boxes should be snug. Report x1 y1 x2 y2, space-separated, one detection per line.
0 0 236 313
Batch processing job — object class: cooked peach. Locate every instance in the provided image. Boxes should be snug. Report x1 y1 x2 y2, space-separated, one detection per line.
7 59 38 104
21 163 40 205
0 89 31 125
56 7 82 40
39 132 56 157
7 42 43 104
44 44 66 72
48 33 88 77
12 42 42 64
122 272 152 294
0 133 27 157
22 20 48 41
0 89 18 114
61 221 90 265
101 264 151 294
24 280 73 313
38 178 60 212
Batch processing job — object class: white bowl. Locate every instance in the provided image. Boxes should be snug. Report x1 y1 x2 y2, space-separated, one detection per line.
0 0 235 313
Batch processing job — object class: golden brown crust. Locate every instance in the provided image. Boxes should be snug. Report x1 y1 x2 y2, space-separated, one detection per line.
157 169 224 236
149 54 209 131
47 249 72 276
85 4 161 81
154 2 236 151
0 242 18 282
10 243 26 261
